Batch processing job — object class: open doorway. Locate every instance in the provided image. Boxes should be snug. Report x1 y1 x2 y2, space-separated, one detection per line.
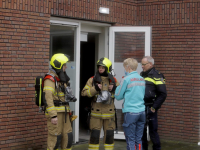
79 33 98 142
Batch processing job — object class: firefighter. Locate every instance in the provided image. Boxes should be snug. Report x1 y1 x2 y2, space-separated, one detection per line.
43 53 76 150
140 56 167 150
81 57 119 150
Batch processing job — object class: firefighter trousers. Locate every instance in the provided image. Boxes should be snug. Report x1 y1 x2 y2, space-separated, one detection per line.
46 112 73 150
89 117 115 150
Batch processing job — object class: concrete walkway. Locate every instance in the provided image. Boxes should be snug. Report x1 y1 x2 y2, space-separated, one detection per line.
72 139 200 150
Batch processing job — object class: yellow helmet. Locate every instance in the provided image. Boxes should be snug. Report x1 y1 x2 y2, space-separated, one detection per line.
97 57 112 73
50 53 69 70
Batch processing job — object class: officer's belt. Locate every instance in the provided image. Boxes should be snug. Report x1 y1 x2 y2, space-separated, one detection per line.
145 103 153 106
53 100 69 106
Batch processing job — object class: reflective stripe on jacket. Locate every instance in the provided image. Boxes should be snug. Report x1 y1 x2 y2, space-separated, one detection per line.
43 70 70 118
81 76 119 119
141 67 167 110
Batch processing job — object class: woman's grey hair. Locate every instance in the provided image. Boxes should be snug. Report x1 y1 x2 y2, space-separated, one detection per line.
143 56 154 65
123 58 138 70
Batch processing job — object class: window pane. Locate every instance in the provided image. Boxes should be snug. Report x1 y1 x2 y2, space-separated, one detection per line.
115 32 145 62
50 25 75 61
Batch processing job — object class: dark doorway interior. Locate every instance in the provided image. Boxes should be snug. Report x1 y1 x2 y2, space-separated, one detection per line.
79 33 98 141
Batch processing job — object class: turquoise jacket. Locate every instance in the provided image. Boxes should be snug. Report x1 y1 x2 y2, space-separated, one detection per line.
115 71 145 113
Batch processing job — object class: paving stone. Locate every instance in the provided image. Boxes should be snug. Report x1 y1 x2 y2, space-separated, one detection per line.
72 139 200 150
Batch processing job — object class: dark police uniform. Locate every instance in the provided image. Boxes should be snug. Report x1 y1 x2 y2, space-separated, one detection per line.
141 67 167 150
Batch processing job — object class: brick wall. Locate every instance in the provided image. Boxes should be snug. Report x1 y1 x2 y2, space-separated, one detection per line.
135 1 200 143
0 2 50 149
0 0 200 149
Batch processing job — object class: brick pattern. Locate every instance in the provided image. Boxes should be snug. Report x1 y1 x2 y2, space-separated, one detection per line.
0 0 199 149
137 2 199 25
0 8 50 150
0 0 138 25
151 24 200 142
135 1 200 143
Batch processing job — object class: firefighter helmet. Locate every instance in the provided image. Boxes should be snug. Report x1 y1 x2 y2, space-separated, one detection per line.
97 57 112 73
50 53 69 70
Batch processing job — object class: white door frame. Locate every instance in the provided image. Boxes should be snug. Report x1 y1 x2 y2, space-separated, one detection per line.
109 26 152 140
50 17 111 143
50 18 81 143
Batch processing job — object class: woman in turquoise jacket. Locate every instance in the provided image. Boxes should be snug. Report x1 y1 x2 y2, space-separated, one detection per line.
115 58 145 150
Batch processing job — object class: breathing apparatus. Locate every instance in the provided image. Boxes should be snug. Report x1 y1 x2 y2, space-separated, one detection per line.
50 53 76 102
64 86 77 102
94 57 116 104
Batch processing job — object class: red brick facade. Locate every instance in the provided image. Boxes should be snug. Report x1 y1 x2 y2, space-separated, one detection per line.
0 0 199 149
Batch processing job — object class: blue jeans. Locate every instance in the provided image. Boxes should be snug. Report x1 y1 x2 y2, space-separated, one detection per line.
123 111 146 150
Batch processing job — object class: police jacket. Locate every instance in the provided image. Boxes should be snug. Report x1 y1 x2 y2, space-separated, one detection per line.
140 67 167 110
43 70 70 118
81 76 119 119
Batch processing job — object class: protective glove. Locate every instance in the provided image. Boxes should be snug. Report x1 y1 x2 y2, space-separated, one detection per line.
95 83 101 91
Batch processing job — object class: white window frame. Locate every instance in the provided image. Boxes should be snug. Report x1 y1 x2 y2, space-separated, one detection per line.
109 26 152 69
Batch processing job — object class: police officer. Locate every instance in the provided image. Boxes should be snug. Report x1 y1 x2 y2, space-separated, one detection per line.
140 56 167 150
43 53 76 150
81 57 119 150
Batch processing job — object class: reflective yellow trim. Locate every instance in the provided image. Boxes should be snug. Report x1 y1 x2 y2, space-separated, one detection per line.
154 77 160 80
54 92 65 96
43 86 55 93
144 77 155 84
104 143 114 150
85 85 92 97
62 148 72 150
55 106 70 111
155 81 164 85
91 112 115 118
39 78 42 107
46 106 70 113
145 77 165 85
46 106 55 112
96 93 114 98
89 144 99 150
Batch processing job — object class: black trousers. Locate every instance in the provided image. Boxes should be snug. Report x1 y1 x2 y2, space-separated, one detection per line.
142 108 161 150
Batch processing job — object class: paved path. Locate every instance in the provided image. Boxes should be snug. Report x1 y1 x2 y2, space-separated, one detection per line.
71 140 200 150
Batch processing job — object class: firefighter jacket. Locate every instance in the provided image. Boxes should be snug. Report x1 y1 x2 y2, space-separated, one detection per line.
140 67 167 110
81 76 119 119
43 70 70 118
